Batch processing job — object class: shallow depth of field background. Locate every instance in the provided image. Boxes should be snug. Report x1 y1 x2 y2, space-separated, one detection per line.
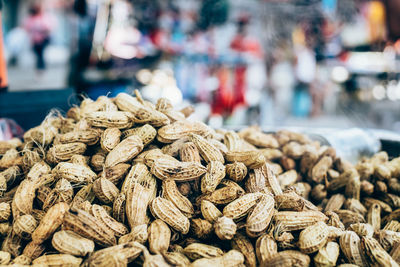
1 0 400 134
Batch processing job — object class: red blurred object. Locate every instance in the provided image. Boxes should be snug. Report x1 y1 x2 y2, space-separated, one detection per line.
338 51 350 62
233 66 246 108
230 35 263 59
212 67 234 115
229 32 263 112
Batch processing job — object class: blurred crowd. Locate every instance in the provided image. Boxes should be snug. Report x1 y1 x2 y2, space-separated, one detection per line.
2 0 400 130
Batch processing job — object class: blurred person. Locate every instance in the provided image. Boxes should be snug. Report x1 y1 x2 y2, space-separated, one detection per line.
227 16 265 126
24 4 55 72
211 65 234 116
292 25 315 117
309 66 328 117
268 44 295 122
5 27 28 66
68 0 93 94
230 15 263 111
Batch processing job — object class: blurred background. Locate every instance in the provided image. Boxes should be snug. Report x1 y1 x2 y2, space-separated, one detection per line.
1 0 400 139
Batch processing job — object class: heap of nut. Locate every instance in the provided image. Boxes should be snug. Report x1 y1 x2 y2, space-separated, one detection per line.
1 91 400 266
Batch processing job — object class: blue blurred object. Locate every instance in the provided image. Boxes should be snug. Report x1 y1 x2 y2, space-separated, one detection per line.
86 84 129 100
292 85 311 117
322 0 337 15
0 88 77 131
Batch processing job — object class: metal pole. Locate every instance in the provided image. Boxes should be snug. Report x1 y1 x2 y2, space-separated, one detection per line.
0 7 9 91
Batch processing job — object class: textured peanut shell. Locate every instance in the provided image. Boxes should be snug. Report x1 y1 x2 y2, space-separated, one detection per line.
201 200 222 223
91 204 129 237
273 210 328 231
122 124 157 146
0 251 11 265
0 202 11 222
22 240 45 259
47 142 87 164
62 209 117 247
214 216 237 240
223 192 263 220
226 161 248 182
59 129 99 145
183 243 224 260
231 233 257 267
202 185 243 205
52 230 95 256
31 202 69 244
119 224 148 244
148 219 171 254
162 179 194 217
85 111 133 129
13 214 37 239
190 249 244 267
191 218 213 239
246 194 275 237
11 179 38 218
125 182 153 228
93 177 120 204
151 158 207 181
150 197 190 234
201 161 226 194
339 231 368 266
263 250 310 267
100 127 121 152
314 241 340 267
105 135 143 167
298 221 329 254
32 253 83 266
189 133 224 163
256 234 278 265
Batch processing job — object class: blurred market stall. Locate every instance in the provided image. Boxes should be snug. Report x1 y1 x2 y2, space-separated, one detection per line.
1 0 400 134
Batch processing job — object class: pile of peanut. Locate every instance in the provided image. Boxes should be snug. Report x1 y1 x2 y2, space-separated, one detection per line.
0 91 400 267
